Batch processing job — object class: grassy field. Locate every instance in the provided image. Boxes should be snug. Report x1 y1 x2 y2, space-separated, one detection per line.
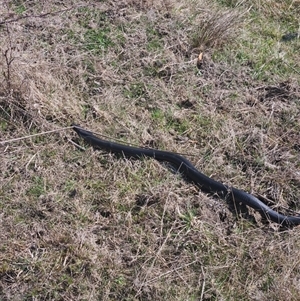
1 0 300 300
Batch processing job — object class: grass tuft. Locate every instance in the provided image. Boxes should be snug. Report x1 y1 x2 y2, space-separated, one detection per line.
191 6 243 49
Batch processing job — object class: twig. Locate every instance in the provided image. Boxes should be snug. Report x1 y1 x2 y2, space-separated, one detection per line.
68 138 86 151
145 260 197 285
0 126 73 145
0 5 85 25
2 16 15 91
3 48 15 90
200 265 206 301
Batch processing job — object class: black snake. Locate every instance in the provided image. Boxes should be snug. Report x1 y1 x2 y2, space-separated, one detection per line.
73 125 300 226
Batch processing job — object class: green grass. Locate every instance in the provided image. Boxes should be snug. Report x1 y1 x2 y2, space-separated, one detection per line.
211 4 299 81
26 176 46 198
83 28 112 52
124 82 147 99
146 25 164 51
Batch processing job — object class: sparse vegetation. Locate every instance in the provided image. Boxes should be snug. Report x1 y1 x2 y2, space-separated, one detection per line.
0 0 300 300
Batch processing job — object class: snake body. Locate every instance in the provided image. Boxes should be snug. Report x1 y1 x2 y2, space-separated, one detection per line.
73 125 300 226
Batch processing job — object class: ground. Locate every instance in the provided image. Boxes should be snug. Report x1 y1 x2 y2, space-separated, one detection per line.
0 0 300 300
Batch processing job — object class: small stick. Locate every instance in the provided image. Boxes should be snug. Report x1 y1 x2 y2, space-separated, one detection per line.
0 126 73 145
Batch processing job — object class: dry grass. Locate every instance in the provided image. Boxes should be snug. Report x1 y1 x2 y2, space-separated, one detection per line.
1 0 300 300
191 6 243 49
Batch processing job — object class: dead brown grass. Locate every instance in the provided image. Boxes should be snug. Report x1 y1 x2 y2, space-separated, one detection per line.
1 0 300 300
190 6 243 49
